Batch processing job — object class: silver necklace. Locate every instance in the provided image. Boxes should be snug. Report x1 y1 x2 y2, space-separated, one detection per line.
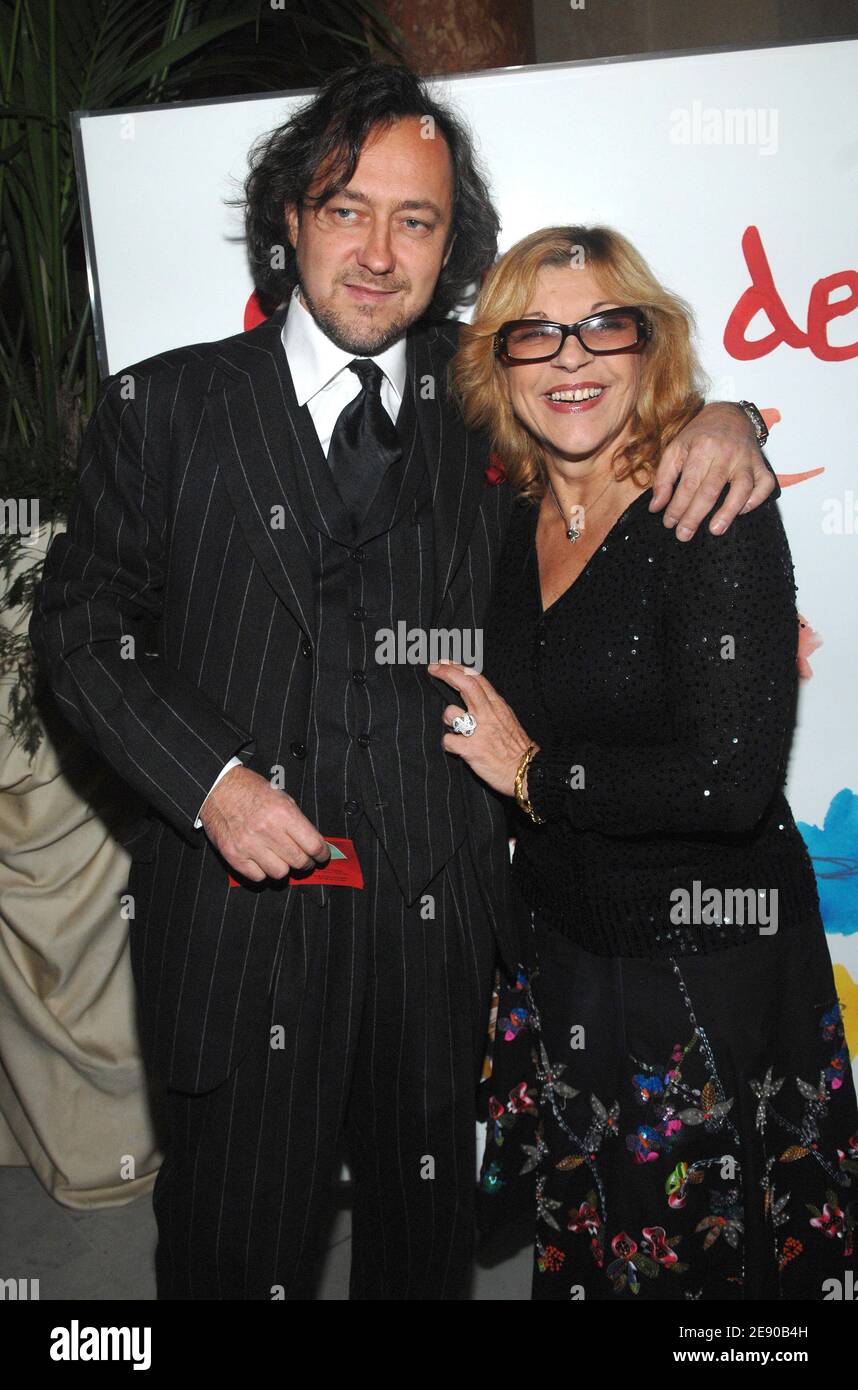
544 469 616 543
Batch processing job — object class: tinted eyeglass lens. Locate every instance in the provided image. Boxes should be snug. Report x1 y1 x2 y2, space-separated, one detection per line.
502 323 564 358
501 312 644 359
578 311 642 351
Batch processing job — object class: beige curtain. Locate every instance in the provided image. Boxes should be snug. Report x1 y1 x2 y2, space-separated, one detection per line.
0 522 162 1207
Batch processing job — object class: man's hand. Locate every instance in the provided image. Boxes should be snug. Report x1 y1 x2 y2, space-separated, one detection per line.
650 402 774 540
199 765 330 882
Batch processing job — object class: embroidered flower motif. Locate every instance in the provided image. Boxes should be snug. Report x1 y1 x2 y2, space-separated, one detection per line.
695 1188 744 1250
796 1070 832 1108
837 1132 858 1177
817 1006 851 1089
607 1231 641 1295
626 1124 665 1164
808 1195 846 1238
820 1003 843 1045
566 1189 606 1267
487 1079 536 1147
498 1005 529 1042
480 1159 504 1195
664 1159 705 1209
508 1080 538 1116
482 971 857 1298
660 1111 684 1139
606 1227 688 1287
536 1174 563 1231
749 1066 785 1132
536 1242 565 1274
535 1040 579 1104
633 1072 666 1104
768 1189 791 1230
520 1127 548 1176
583 1094 621 1150
611 1231 638 1260
666 1161 690 1208
825 1043 850 1092
677 1080 735 1134
641 1225 680 1266
568 1199 602 1236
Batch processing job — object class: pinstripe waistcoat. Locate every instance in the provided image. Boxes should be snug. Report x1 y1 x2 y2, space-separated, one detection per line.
29 303 518 1092
284 321 474 901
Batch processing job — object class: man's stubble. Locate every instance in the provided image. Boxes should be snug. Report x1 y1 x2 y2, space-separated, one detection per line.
295 272 421 357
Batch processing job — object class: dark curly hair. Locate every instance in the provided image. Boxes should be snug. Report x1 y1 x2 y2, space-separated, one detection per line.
232 62 500 319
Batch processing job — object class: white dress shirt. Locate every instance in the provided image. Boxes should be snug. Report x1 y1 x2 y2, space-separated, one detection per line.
193 285 408 828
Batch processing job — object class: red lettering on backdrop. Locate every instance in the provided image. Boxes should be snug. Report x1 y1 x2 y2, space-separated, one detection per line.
723 226 858 362
244 289 267 330
807 270 858 362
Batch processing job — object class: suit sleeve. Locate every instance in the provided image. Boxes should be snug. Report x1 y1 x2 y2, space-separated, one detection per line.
29 370 256 843
525 498 798 835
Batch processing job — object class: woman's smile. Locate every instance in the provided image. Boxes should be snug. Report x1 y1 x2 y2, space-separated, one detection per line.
540 380 609 414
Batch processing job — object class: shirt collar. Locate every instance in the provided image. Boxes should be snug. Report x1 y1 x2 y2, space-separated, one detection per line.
281 283 407 406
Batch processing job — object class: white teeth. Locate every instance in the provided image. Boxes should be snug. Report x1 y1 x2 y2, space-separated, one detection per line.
546 387 604 402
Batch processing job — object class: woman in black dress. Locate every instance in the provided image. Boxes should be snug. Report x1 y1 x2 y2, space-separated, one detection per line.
429 225 857 1300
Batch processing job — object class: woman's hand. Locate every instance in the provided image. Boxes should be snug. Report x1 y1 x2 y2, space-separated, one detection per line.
428 660 536 797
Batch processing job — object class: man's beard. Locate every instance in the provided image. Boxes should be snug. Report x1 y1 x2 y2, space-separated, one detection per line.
296 274 416 355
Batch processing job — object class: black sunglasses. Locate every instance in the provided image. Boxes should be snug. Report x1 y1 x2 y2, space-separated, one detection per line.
494 307 652 364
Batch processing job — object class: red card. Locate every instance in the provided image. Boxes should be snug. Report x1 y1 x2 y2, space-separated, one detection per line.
289 837 364 888
227 838 363 889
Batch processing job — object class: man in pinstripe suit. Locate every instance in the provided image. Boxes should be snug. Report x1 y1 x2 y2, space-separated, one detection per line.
29 63 773 1299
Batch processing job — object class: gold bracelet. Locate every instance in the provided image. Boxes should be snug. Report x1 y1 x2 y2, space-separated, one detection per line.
514 744 545 825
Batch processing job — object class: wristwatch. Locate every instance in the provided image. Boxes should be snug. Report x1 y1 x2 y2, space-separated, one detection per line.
738 400 769 448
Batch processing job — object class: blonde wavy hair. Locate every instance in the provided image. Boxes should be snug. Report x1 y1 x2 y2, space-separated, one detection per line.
450 225 708 500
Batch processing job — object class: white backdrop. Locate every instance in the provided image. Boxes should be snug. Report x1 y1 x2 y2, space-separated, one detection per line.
73 39 858 1076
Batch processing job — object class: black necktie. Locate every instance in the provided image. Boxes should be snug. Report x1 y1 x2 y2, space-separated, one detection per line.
326 359 402 529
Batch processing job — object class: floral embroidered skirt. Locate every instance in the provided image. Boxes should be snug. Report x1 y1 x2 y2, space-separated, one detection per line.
478 907 858 1300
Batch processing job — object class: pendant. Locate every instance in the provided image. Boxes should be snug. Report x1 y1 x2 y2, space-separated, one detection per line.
566 524 581 543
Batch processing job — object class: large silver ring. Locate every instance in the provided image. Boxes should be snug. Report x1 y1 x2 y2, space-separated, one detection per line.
451 712 477 737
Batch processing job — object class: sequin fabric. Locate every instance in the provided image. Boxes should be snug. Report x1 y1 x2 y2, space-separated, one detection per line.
483 487 821 957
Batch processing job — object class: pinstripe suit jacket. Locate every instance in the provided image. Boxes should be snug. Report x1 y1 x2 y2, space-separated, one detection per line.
28 304 519 1093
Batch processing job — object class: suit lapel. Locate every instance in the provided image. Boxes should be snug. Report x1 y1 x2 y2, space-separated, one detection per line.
203 309 487 636
414 322 489 621
203 305 315 636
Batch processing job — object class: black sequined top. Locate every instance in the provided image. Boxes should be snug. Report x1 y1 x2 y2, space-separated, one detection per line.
483 486 821 957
